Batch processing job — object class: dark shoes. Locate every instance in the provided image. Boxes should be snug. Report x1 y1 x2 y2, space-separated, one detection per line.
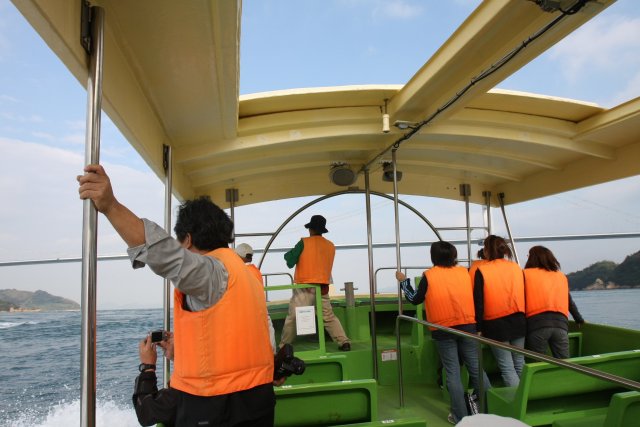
339 342 351 351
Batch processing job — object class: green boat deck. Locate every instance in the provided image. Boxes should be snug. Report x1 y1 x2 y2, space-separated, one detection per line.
266 293 640 427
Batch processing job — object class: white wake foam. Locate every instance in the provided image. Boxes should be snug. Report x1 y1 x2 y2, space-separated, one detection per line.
9 399 139 427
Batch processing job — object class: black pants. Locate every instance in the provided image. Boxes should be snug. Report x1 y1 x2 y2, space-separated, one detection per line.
175 383 275 427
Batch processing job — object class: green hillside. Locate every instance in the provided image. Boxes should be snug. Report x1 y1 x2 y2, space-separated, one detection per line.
0 289 79 311
567 250 640 290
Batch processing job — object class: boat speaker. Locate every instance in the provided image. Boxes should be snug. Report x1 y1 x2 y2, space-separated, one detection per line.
329 164 357 186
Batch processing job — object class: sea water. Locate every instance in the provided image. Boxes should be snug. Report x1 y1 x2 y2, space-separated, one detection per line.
1 289 639 427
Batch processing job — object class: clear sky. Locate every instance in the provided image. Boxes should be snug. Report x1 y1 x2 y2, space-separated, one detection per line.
1 0 639 309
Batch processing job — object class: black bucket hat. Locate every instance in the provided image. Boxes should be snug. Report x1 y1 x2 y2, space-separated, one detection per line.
305 215 328 234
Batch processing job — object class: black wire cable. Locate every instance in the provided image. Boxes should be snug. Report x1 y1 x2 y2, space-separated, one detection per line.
362 0 589 170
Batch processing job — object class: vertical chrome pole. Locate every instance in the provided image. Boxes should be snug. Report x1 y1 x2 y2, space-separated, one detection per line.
391 148 404 406
483 191 492 236
392 149 402 315
80 6 103 427
498 193 520 265
364 169 379 379
226 189 238 249
461 184 472 267
162 145 172 388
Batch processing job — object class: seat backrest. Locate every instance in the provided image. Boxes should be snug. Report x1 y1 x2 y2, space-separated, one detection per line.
518 350 640 402
275 379 378 426
604 391 640 427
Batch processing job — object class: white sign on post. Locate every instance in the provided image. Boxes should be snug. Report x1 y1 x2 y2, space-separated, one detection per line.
295 305 316 335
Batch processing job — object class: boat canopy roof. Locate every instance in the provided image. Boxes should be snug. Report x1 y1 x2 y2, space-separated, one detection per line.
14 0 640 207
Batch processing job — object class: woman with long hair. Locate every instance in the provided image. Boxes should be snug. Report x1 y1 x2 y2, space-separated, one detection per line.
474 235 526 387
524 246 584 358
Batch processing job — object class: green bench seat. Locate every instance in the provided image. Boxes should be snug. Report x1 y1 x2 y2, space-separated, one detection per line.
487 349 640 426
285 354 349 385
552 391 640 427
275 379 378 426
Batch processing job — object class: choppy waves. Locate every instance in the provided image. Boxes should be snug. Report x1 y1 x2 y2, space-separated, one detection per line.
0 320 40 329
7 399 140 427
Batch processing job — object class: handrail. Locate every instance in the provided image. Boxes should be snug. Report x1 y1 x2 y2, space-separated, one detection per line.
4 231 640 268
263 272 294 302
394 314 640 409
374 266 430 294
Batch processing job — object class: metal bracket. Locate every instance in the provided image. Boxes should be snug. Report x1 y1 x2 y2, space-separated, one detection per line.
163 145 170 171
459 183 471 197
225 188 239 203
80 1 93 55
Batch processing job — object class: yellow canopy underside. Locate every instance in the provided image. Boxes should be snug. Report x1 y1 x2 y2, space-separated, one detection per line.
12 0 640 207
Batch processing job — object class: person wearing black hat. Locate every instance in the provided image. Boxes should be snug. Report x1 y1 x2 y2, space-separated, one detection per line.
280 215 351 351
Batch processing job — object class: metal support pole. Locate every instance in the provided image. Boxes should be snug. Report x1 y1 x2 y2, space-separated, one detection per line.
391 149 402 315
80 5 103 427
498 193 520 265
364 169 379 379
226 188 238 248
483 191 492 236
460 184 472 267
162 145 172 388
391 148 404 406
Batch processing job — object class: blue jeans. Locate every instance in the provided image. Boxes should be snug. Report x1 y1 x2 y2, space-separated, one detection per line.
436 335 491 423
491 336 525 387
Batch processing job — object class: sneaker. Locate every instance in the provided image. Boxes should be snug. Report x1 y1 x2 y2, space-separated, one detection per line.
447 413 456 425
339 342 351 351
465 392 479 415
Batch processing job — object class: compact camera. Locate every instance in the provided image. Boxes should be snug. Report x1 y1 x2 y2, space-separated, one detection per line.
273 343 305 380
150 330 168 343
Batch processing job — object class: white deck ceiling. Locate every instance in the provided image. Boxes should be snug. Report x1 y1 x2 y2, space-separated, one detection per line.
12 0 640 207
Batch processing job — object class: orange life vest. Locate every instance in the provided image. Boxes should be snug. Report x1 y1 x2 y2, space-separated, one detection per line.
424 266 476 330
247 263 263 285
469 259 488 285
294 236 335 285
171 248 273 396
478 259 525 321
524 268 569 317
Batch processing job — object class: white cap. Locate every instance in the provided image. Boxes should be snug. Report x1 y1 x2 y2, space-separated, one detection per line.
235 243 253 258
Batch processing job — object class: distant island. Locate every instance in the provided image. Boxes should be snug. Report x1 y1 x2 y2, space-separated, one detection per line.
0 289 79 312
567 250 640 291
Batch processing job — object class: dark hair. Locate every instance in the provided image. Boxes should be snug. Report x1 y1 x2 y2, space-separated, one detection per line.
430 241 458 267
525 246 561 271
477 248 485 260
483 235 513 261
174 196 234 251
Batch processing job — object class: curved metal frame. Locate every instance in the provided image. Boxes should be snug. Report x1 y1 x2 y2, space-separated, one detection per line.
258 189 442 269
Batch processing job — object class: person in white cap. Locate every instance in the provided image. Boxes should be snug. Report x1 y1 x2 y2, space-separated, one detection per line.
280 215 351 351
236 243 263 285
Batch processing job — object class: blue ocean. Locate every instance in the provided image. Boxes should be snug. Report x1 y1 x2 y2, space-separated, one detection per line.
1 289 639 427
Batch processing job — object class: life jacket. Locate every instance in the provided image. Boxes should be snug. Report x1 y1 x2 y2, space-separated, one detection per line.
424 266 476 331
524 268 569 317
469 259 488 285
171 248 273 396
478 259 525 321
294 236 335 285
247 263 263 285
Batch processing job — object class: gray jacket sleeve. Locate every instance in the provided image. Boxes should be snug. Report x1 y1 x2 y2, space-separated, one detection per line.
126 219 228 311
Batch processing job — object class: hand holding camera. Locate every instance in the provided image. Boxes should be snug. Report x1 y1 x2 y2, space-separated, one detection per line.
273 344 305 381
